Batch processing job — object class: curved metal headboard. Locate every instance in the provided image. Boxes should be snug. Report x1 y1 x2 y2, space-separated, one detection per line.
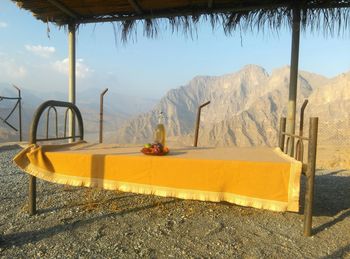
29 100 84 144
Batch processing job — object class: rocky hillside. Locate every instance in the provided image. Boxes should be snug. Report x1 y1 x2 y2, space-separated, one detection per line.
114 65 350 147
308 72 350 146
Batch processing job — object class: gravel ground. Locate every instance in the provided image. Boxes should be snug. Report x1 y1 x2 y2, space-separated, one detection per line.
0 145 349 258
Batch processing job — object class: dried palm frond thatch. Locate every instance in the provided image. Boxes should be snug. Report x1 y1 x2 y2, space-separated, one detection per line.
11 0 350 42
105 7 350 42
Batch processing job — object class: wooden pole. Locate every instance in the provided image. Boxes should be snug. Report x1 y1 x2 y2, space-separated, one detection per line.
68 23 76 142
99 88 108 143
303 117 318 237
286 7 301 156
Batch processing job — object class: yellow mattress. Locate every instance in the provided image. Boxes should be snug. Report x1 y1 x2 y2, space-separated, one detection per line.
13 141 302 212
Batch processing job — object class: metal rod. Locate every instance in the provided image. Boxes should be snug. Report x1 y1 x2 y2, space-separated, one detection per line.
99 88 108 143
30 100 84 144
28 175 36 216
295 139 304 161
36 136 82 142
0 96 21 100
46 106 58 139
4 99 19 122
28 100 84 216
295 99 308 160
285 136 290 154
299 99 309 137
68 23 76 143
0 88 22 133
64 108 69 138
303 117 318 237
12 85 22 142
0 117 18 131
302 163 308 174
278 117 286 151
281 132 309 141
194 101 210 147
286 7 301 156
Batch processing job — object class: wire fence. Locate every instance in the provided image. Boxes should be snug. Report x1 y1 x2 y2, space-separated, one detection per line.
317 120 350 146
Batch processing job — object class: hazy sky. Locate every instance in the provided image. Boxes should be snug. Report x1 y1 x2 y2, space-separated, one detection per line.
0 1 349 98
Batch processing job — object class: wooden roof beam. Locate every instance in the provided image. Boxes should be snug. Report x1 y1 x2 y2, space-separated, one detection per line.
47 0 79 20
128 0 143 15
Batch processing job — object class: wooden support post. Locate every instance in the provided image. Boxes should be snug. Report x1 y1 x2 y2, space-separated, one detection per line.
286 7 301 156
68 23 76 142
99 88 108 143
278 117 286 152
29 175 36 215
304 117 318 237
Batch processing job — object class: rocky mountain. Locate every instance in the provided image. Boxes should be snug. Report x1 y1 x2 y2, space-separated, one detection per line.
308 72 350 120
114 65 350 148
308 72 350 145
2 65 349 149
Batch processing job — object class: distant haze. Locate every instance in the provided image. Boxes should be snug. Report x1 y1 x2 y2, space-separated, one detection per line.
1 65 349 150
0 85 157 142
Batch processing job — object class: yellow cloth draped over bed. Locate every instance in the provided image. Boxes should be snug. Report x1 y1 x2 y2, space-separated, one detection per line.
13 142 302 212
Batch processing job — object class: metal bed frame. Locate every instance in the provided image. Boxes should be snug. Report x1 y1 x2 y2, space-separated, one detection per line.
27 99 318 237
278 100 318 237
28 100 84 216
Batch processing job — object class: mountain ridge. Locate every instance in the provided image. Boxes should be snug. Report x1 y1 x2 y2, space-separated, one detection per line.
114 65 350 148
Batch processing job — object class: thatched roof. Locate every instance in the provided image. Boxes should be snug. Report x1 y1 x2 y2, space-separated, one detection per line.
12 1 350 41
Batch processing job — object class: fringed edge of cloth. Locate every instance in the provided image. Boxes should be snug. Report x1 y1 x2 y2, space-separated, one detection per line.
13 144 302 212
273 147 302 212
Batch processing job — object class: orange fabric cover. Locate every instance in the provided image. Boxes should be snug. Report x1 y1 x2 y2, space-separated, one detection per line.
13 142 302 212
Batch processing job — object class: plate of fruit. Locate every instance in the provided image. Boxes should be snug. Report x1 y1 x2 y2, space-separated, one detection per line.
141 143 169 156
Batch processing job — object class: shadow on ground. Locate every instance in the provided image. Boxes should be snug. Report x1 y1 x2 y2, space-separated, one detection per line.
0 198 179 249
313 171 350 217
299 170 350 216
321 243 350 259
298 169 350 235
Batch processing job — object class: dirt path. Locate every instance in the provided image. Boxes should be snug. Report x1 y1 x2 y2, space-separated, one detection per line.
0 146 349 258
